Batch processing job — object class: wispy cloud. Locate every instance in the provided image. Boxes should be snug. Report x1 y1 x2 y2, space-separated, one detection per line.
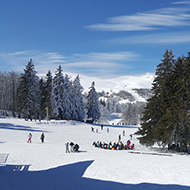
173 1 190 4
86 7 190 31
109 31 190 44
0 51 138 78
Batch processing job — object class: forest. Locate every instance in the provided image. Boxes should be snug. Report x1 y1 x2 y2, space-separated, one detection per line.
0 59 147 125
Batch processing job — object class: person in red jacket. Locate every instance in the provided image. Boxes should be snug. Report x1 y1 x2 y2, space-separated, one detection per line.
130 144 135 150
118 134 121 141
126 140 131 149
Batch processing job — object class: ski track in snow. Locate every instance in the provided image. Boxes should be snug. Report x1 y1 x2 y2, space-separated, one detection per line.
0 118 190 190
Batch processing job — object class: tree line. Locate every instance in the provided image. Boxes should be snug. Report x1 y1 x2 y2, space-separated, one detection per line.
135 49 190 152
1 59 101 123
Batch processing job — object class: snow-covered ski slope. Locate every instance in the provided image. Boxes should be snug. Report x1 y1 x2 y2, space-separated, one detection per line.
0 117 190 190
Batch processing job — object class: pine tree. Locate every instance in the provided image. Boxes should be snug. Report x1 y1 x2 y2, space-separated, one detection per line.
170 54 190 151
39 78 46 119
17 59 41 119
135 49 176 146
86 82 101 123
51 65 65 119
62 74 73 120
72 75 86 121
44 70 53 119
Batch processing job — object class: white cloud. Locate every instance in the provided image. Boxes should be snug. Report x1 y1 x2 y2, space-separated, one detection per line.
173 1 190 4
0 51 138 78
86 6 190 31
109 31 190 44
73 52 137 61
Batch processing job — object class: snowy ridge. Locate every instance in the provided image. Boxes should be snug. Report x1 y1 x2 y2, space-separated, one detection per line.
46 72 154 97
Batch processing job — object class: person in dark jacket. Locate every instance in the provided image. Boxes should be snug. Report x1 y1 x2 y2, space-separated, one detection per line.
73 144 79 152
119 134 121 141
70 142 74 152
40 133 45 143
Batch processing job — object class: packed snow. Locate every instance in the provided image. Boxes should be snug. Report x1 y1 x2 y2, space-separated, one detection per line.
0 117 190 190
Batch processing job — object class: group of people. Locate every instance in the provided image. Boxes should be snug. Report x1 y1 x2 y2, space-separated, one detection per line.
92 140 135 150
65 142 80 153
27 132 45 143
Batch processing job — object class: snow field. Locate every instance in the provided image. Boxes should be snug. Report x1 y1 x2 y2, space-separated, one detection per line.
0 117 190 188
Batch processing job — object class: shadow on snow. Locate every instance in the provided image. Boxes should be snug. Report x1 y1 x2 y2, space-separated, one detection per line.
0 123 48 132
0 161 189 190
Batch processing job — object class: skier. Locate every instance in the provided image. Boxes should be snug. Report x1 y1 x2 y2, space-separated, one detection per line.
65 142 70 153
130 134 132 140
101 124 103 130
40 133 45 143
107 128 109 133
27 133 32 143
70 142 74 152
123 130 125 136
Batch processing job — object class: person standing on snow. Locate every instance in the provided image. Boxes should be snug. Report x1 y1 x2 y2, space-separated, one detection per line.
65 142 70 153
107 128 109 133
40 133 45 143
118 134 121 141
27 133 32 143
70 142 74 152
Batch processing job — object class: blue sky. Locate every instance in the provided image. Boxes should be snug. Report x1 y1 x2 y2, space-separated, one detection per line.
1 0 190 78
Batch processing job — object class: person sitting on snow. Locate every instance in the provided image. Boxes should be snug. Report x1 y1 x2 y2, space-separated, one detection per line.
73 144 79 152
126 140 131 149
108 141 112 149
93 141 98 147
130 144 135 150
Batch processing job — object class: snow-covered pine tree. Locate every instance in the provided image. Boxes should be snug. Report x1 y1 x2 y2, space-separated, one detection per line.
86 82 101 123
39 78 46 119
122 103 138 125
98 104 110 124
44 70 53 119
61 74 73 120
51 65 64 119
0 71 20 116
17 59 41 119
72 75 86 121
